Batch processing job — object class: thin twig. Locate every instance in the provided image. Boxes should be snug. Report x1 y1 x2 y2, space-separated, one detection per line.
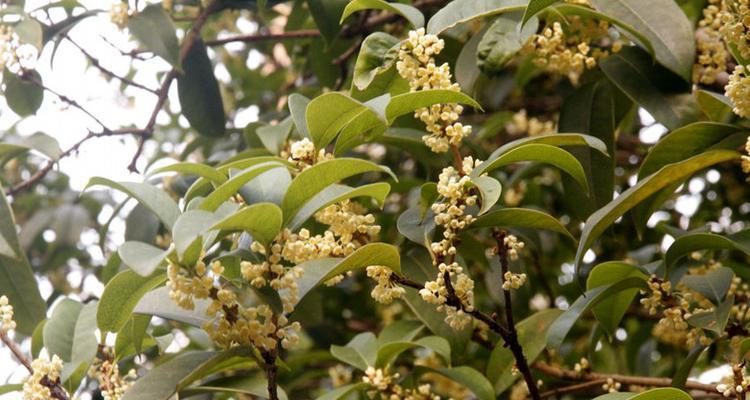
0 330 69 399
127 0 220 172
205 29 322 46
21 71 108 129
534 362 719 394
64 36 160 95
494 228 540 400
539 379 608 399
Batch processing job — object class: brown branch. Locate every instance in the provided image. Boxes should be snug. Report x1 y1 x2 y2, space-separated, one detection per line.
0 330 69 399
127 0 220 172
7 128 148 195
64 36 160 95
493 228 540 400
21 70 108 129
205 29 322 46
534 362 719 394
539 379 608 398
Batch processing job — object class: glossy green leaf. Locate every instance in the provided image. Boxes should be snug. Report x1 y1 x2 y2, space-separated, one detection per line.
665 230 750 270
288 182 390 230
315 383 369 400
587 262 647 335
695 89 733 122
115 314 151 358
172 210 219 263
341 0 424 28
134 286 211 327
331 332 377 370
397 207 435 246
590 0 695 80
307 0 348 43
672 344 707 389
415 366 495 400
288 93 311 138
574 150 738 271
4 69 43 117
477 12 538 75
281 158 393 225
375 336 450 368
385 89 481 123
97 270 166 333
199 162 285 212
352 32 400 91
0 183 46 335
594 388 691 399
128 4 180 67
471 207 575 241
118 241 172 276
681 266 734 305
69 301 98 372
475 143 589 193
180 375 288 400
522 0 558 25
472 176 502 215
306 92 370 149
256 117 294 154
212 202 282 244
148 162 227 185
43 298 83 361
84 178 180 229
426 0 526 34
548 277 649 349
122 351 217 400
177 38 226 137
294 243 401 301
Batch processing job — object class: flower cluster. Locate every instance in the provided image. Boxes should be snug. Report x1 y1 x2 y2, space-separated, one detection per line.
504 109 557 137
502 271 527 291
396 28 471 153
526 13 620 84
715 363 750 398
693 0 729 85
720 0 750 60
362 367 441 400
419 261 475 330
0 295 15 332
328 364 353 388
573 357 590 374
602 378 622 393
286 138 333 171
23 354 67 400
726 65 750 117
110 2 130 30
367 265 405 304
88 348 136 400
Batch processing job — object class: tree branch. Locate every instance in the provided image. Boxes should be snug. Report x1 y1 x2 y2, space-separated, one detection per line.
534 361 719 394
205 29 322 46
127 0 221 172
493 228 540 400
0 330 69 399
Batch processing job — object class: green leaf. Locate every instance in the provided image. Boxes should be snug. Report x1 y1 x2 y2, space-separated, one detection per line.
128 4 180 67
331 332 377 370
352 32 400 91
377 320 424 345
333 95 390 153
477 12 538 75
665 230 750 270
294 243 401 301
594 388 692 399
97 270 166 333
199 162 285 212
15 18 42 51
487 309 562 393
471 207 575 241
315 383 369 400
172 210 219 263
256 117 294 154
212 202 282 245
115 314 151 358
472 176 502 215
547 277 649 349
681 267 734 305
134 287 210 327
31 320 45 357
590 0 695 80
180 375 289 400
288 93 311 138
522 0 558 25
148 162 227 185
375 336 450 368
687 295 733 333
397 207 435 246
385 90 481 123
69 301 99 372
599 47 695 130
426 0 526 34
288 182 391 230
695 89 733 122
118 241 172 276
4 69 43 117
341 0 424 28
474 133 608 177
281 158 393 225
473 143 589 193
122 351 216 400
0 183 46 335
639 122 742 179
306 93 378 149
177 38 226 138
43 299 83 361
307 0 348 43
672 345 707 389
574 150 738 271
415 366 495 400
84 178 180 229
586 262 647 335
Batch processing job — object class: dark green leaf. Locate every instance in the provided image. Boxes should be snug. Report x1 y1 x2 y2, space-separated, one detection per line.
471 207 575 241
4 69 43 117
341 0 424 28
177 38 226 137
586 262 647 335
97 270 166 333
426 0 526 34
681 267 734 305
128 4 180 67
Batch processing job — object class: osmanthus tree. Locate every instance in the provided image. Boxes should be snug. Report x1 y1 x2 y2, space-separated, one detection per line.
2 0 750 399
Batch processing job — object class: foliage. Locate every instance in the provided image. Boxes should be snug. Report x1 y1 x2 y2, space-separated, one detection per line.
1 0 750 399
